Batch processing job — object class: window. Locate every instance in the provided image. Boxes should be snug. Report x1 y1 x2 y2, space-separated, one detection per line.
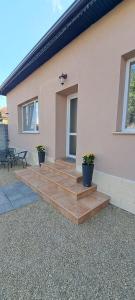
122 58 135 132
22 99 39 133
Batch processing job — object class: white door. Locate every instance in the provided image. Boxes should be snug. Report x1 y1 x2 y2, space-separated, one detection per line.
66 94 78 159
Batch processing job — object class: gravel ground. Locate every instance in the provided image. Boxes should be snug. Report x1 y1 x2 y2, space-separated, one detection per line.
0 167 135 299
0 165 23 187
0 199 135 300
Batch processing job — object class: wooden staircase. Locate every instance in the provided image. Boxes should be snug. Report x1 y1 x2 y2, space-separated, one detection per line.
15 160 110 224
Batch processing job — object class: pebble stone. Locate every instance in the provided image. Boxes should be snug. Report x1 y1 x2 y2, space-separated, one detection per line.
0 168 135 299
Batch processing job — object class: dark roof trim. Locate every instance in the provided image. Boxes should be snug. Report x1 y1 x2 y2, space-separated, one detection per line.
0 0 123 95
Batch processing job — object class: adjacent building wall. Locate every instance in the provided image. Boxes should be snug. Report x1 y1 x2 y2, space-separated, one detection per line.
7 0 135 213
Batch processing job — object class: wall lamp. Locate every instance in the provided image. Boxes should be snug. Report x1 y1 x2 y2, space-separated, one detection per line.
59 73 67 85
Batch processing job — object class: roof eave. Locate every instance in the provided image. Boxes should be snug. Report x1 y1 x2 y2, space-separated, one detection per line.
0 0 124 96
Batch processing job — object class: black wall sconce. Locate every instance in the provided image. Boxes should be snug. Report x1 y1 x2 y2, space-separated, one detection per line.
59 73 67 85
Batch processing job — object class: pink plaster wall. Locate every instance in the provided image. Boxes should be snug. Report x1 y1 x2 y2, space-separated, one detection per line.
7 0 135 180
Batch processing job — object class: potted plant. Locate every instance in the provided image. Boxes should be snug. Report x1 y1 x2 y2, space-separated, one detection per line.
82 153 95 187
36 145 46 166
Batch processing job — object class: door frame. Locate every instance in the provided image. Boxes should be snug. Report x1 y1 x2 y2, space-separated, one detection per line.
66 93 78 159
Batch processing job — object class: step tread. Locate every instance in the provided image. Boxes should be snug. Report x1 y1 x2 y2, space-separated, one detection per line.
55 159 75 169
42 162 82 181
15 169 110 224
30 166 96 197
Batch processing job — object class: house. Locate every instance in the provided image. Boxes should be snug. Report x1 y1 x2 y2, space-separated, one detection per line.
0 0 135 216
0 107 8 124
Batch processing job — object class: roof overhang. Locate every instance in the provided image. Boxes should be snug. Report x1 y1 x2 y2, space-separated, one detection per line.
0 0 123 95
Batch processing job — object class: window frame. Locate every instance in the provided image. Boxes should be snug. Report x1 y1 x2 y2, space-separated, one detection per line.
22 99 39 133
122 57 135 132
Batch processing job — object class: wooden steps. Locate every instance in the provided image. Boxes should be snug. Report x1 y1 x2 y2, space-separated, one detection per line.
15 160 110 224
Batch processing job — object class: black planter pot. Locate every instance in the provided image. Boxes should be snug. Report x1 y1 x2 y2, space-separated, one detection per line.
38 151 45 166
82 163 94 187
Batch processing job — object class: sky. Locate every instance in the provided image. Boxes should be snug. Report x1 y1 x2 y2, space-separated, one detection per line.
0 0 74 108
